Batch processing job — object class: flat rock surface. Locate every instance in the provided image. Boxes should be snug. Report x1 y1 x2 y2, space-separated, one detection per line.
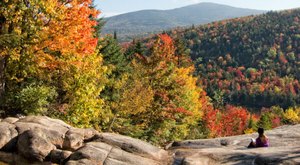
96 133 168 160
170 124 300 165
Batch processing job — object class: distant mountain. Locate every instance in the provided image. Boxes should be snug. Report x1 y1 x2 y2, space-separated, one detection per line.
102 2 265 42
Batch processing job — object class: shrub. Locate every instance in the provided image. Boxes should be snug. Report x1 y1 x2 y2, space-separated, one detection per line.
257 106 284 129
203 105 249 137
257 113 273 130
16 85 57 115
221 105 249 136
246 113 259 130
283 107 300 124
244 128 255 134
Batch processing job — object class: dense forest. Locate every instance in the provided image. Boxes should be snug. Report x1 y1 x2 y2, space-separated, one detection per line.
126 9 300 139
166 9 300 110
1 1 300 146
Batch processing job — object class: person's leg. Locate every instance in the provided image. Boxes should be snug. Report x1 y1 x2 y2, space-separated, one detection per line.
247 138 256 148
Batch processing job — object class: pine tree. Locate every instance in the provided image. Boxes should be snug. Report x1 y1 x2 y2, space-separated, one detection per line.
174 37 192 68
98 35 131 130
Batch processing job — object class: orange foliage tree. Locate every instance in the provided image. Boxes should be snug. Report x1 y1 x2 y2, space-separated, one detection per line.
0 0 108 127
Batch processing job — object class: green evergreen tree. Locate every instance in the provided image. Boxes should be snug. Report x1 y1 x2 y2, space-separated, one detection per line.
124 40 145 60
257 113 272 130
174 37 192 68
99 35 129 76
98 35 131 130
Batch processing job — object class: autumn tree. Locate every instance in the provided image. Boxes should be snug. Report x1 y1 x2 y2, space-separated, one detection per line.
203 105 249 137
0 0 51 109
0 0 108 127
114 34 206 144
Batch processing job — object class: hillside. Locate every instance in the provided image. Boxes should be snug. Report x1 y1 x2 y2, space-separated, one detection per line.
102 2 265 42
163 9 300 110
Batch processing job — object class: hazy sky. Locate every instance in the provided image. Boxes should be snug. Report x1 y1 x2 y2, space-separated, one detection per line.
95 0 300 17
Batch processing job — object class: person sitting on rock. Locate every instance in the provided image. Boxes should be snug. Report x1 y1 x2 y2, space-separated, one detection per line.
248 127 269 148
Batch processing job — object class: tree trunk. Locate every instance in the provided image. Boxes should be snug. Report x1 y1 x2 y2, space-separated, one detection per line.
0 14 8 103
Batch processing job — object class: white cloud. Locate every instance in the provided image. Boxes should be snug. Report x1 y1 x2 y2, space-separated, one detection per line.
172 0 201 3
189 0 201 3
100 12 123 17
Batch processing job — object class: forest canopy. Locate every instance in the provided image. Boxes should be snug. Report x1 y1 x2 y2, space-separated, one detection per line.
165 9 300 110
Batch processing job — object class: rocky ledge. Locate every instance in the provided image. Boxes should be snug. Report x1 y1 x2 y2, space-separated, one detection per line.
169 124 300 165
0 116 169 165
0 116 299 165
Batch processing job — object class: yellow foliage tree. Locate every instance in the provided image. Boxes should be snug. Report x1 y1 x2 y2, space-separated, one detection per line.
113 34 206 145
283 107 300 124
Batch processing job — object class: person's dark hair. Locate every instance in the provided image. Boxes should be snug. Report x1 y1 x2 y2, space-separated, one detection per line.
258 127 264 135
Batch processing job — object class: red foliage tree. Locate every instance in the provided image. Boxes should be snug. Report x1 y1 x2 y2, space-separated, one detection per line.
203 105 249 137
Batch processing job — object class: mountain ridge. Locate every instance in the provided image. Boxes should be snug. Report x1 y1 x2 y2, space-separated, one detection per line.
102 2 266 42
104 2 263 18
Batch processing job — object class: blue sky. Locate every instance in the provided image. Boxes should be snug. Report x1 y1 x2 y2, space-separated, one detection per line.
94 0 300 17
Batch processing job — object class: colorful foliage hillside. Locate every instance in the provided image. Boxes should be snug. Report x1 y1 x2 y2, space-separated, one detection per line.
128 9 300 139
166 9 300 110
